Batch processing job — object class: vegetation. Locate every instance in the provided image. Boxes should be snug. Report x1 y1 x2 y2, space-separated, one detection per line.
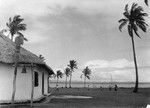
11 16 27 104
81 66 92 88
119 3 148 93
39 54 45 62
64 67 71 88
56 70 63 87
6 15 27 41
68 60 78 88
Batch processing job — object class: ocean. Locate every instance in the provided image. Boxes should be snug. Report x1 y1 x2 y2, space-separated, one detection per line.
49 81 150 88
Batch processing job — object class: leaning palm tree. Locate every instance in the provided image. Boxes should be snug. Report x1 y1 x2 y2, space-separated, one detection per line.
119 3 148 93
56 70 63 87
6 15 27 41
11 34 27 104
81 66 91 88
68 60 78 88
64 67 71 88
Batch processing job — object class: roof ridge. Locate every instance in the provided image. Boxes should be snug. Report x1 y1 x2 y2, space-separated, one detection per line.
0 33 45 64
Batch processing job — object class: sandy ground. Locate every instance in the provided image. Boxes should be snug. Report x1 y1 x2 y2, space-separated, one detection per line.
1 87 150 108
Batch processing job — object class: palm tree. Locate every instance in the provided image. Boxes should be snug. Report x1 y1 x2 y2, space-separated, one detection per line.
56 70 63 87
119 3 148 93
11 34 27 104
81 66 91 88
39 55 45 62
68 60 77 88
64 67 71 88
6 15 27 41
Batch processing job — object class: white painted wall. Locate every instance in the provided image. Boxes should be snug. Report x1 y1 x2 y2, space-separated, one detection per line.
0 63 13 101
0 63 49 102
44 71 49 94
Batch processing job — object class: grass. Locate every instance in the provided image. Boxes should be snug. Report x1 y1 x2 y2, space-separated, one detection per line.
1 87 150 108
49 87 150 108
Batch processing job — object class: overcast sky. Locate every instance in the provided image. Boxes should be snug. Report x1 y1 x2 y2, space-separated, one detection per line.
0 0 150 82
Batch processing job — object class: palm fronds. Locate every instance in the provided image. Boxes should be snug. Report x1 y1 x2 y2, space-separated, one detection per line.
119 3 148 38
6 15 27 40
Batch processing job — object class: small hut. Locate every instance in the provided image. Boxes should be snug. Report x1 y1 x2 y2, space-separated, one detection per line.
0 33 54 103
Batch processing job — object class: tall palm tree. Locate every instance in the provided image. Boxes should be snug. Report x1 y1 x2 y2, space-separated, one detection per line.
6 15 27 41
11 34 27 104
81 66 91 88
64 67 71 88
68 60 77 88
56 70 63 87
119 3 148 93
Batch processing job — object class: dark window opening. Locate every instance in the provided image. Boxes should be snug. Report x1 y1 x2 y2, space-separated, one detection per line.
22 66 26 73
34 71 39 87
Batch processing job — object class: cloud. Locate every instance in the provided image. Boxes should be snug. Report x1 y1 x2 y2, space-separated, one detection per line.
85 59 134 70
83 59 150 82
0 0 150 83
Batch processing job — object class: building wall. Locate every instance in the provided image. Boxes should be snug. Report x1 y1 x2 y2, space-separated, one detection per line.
35 66 49 95
0 63 49 102
0 63 14 101
44 70 49 94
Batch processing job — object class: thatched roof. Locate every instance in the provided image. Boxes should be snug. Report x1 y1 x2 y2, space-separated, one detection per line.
0 33 54 75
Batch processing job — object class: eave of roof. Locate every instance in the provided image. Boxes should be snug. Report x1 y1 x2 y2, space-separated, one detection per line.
0 33 54 75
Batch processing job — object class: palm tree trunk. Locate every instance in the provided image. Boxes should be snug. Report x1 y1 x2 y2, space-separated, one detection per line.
84 75 86 88
11 62 18 104
131 36 139 93
85 77 86 88
69 73 72 88
65 76 67 88
31 63 34 106
11 45 20 104
56 78 58 87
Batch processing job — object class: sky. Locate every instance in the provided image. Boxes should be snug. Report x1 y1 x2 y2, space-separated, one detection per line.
0 0 150 82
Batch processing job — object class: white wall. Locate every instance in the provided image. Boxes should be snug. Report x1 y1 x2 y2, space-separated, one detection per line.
33 67 42 99
44 71 49 94
0 63 13 101
0 63 49 102
15 65 32 100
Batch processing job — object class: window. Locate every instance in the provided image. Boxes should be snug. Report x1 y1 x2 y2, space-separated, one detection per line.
34 72 39 87
21 66 26 73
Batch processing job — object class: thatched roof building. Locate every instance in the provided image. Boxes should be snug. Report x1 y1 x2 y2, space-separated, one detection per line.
0 32 53 74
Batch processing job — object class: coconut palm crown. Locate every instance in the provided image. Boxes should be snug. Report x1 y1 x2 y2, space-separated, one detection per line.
68 60 78 71
6 15 27 41
55 70 63 87
81 66 91 80
119 3 148 93
119 3 148 36
56 70 63 79
64 67 71 77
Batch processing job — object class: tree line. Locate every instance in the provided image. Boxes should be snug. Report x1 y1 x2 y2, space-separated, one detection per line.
51 60 92 88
